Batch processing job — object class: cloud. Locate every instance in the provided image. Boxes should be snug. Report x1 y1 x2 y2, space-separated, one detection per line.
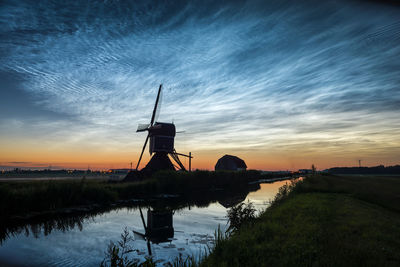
0 0 399 167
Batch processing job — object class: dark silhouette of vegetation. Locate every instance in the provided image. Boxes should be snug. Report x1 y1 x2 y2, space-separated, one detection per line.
0 178 118 218
0 207 99 245
226 202 256 234
0 169 112 178
101 227 149 267
269 179 301 208
100 227 203 267
327 164 400 175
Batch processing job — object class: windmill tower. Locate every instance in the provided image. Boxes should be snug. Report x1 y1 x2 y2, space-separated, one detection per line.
135 84 192 173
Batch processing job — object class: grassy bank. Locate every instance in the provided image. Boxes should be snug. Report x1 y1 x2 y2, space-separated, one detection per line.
201 174 400 266
0 170 286 218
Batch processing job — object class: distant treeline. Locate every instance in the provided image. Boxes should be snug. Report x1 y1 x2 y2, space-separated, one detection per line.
0 169 112 178
327 165 400 175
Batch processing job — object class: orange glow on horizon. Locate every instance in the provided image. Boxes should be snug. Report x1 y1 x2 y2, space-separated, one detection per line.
1 135 399 171
1 148 399 171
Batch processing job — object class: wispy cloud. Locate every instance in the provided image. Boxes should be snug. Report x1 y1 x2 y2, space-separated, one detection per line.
0 0 399 168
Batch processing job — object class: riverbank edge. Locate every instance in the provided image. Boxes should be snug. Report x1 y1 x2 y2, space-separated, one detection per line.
199 174 400 266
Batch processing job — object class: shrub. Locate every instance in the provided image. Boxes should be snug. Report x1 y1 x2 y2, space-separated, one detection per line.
226 202 256 234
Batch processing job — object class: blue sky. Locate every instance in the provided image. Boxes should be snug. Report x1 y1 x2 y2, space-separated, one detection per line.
1 0 400 170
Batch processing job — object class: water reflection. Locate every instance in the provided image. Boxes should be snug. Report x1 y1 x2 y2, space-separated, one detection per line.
0 210 99 245
130 207 175 257
0 183 261 245
145 209 174 244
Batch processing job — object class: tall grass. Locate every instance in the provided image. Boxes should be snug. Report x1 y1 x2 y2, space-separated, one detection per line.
269 178 303 207
0 178 118 217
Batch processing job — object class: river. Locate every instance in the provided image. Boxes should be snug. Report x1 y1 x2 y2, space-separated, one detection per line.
0 180 288 266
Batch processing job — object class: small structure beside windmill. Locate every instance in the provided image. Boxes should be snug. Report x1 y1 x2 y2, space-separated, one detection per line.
124 84 192 181
215 155 247 171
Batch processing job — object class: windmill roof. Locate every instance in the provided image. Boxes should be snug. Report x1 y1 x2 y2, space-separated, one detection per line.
149 122 176 137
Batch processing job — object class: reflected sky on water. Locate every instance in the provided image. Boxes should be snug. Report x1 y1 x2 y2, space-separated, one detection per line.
0 180 289 266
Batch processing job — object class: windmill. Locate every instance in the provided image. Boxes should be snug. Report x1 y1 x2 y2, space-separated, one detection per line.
135 84 192 173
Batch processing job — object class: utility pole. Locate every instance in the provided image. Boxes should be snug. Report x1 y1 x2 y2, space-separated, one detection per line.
130 162 132 171
189 152 192 172
359 160 362 168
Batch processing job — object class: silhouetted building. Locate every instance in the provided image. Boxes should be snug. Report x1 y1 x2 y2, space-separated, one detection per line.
215 155 247 171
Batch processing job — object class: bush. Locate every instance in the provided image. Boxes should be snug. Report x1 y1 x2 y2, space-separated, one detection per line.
226 202 256 234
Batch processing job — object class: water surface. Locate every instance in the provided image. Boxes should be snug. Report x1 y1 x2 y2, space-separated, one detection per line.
0 180 289 266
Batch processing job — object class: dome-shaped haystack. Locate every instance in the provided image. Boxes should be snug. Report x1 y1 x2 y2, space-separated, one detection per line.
215 155 247 171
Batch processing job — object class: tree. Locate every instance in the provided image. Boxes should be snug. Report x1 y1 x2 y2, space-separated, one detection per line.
311 164 316 176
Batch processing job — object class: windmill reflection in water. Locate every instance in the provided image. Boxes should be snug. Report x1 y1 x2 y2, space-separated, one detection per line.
132 207 174 256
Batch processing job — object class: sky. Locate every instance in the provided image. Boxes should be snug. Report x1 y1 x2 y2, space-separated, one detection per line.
0 0 400 171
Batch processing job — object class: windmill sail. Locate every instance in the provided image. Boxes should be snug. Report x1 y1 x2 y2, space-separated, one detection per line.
150 84 162 126
154 87 162 123
136 134 149 170
137 123 150 132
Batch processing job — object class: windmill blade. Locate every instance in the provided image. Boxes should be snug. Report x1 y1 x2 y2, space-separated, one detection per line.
150 84 162 126
136 134 149 170
132 230 146 241
137 123 150 132
139 207 148 232
154 88 162 123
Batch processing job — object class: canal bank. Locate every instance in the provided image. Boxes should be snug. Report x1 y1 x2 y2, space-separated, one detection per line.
201 174 400 266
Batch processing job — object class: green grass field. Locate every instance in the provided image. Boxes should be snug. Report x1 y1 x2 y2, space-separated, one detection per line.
201 174 400 266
